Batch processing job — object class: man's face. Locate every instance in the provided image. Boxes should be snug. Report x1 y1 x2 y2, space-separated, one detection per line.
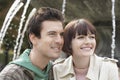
33 20 64 60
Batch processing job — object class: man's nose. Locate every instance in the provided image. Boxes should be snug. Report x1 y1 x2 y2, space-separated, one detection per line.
55 35 63 43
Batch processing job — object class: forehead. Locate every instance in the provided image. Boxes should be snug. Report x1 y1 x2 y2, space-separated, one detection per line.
41 20 63 33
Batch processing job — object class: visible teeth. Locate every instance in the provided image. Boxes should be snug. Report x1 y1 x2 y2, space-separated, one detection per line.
54 48 59 50
51 47 60 51
81 47 91 50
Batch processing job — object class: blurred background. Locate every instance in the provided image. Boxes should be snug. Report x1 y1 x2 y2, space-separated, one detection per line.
0 0 120 70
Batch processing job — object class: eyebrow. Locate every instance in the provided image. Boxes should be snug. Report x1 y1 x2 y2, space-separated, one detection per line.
47 31 57 34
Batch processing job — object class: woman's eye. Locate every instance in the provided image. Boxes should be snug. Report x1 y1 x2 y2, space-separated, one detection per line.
77 36 84 39
49 33 56 36
89 35 95 39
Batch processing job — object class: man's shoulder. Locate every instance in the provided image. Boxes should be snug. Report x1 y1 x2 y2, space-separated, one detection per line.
0 64 23 75
1 64 22 73
0 64 34 80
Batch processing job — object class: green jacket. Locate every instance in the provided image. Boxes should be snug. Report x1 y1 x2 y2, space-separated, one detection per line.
0 49 54 80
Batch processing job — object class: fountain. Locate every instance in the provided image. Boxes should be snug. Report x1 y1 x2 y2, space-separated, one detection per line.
0 0 67 60
0 0 120 62
111 0 116 58
0 0 24 48
13 0 31 60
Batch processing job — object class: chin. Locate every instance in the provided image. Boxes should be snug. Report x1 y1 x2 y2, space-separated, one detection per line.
50 54 60 60
54 55 60 59
82 53 93 57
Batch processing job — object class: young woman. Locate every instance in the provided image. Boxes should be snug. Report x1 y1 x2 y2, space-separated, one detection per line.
53 19 119 80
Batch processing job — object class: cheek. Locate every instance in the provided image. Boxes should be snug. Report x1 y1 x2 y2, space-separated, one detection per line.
71 43 79 51
92 40 96 50
62 38 64 44
36 39 47 46
94 40 96 46
71 40 80 47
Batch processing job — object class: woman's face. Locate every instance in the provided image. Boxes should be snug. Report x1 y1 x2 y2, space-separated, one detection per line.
71 33 96 57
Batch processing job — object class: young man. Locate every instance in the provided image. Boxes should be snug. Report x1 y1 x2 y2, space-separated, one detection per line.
0 7 64 80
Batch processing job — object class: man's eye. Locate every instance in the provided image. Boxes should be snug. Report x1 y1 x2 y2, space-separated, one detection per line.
49 33 55 36
48 32 56 36
49 33 56 36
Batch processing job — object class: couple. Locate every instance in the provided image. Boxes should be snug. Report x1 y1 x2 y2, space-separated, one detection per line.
0 7 119 80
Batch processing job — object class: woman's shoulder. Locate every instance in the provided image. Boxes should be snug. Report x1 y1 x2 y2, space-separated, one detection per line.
53 56 72 69
98 56 118 69
98 56 119 79
53 58 66 67
99 56 118 64
53 58 66 65
94 54 118 69
95 54 118 63
102 57 118 63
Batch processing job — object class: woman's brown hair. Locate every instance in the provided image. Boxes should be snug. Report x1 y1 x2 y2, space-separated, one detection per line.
62 19 96 55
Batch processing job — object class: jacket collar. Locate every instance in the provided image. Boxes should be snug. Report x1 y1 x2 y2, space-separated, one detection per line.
59 56 75 78
59 54 102 80
86 54 102 80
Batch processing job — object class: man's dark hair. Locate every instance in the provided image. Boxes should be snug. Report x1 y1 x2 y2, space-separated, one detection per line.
27 7 64 47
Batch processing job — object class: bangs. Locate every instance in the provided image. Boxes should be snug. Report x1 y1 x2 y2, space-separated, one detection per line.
74 20 96 36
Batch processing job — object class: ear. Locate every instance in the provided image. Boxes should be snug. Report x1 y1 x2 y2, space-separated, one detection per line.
29 34 37 45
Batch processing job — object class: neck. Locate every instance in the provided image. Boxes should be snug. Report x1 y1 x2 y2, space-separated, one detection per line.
30 49 50 70
72 55 90 69
74 66 88 75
